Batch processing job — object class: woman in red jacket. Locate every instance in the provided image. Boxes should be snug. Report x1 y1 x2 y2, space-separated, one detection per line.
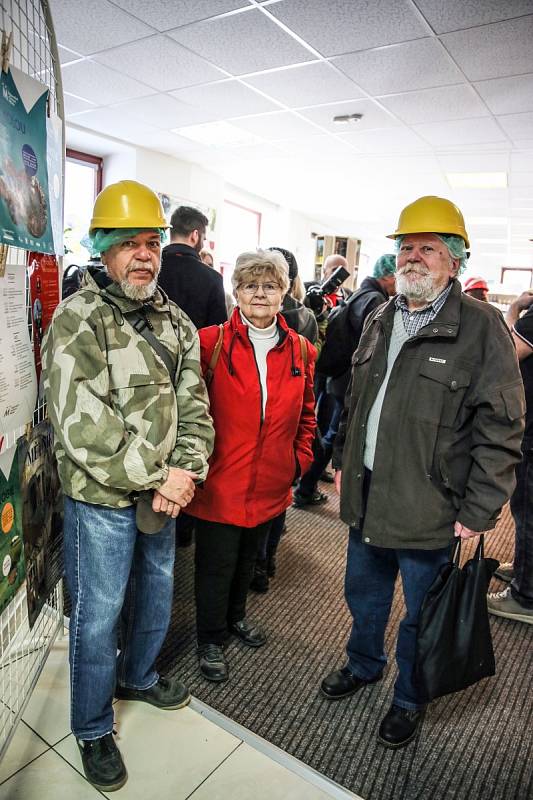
188 249 316 682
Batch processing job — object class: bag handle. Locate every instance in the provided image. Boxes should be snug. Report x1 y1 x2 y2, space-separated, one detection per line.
297 334 308 370
452 532 485 565
205 324 224 386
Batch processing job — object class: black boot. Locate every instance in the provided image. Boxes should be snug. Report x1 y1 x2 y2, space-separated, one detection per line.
250 559 269 593
77 733 127 792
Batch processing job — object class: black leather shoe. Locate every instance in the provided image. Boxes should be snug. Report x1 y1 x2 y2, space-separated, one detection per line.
230 618 267 647
377 704 425 749
77 733 127 792
320 666 382 700
198 643 229 682
115 675 190 710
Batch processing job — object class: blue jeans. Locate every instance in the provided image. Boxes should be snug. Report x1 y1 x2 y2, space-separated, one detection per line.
344 528 451 711
510 449 533 608
64 497 175 740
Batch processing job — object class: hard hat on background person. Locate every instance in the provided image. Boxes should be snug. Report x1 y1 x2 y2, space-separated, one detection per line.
463 276 489 293
387 196 470 249
89 180 168 232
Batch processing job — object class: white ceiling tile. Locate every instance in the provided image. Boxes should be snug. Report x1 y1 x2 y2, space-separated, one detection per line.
244 62 364 107
413 117 508 147
171 81 279 118
438 153 510 172
378 84 489 125
298 99 400 133
61 60 155 104
167 9 314 75
58 45 83 65
441 16 533 81
497 112 533 142
475 74 533 115
111 95 215 130
231 111 322 140
511 151 533 171
93 35 225 91
64 93 97 116
275 135 357 159
333 38 463 96
415 0 533 34
72 108 160 143
128 131 201 156
51 0 154 55
268 0 429 57
110 0 249 31
338 127 431 154
509 171 533 187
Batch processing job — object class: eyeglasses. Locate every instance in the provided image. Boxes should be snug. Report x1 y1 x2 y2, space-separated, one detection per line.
239 282 281 295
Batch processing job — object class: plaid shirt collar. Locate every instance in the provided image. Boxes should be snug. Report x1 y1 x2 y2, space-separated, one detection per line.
394 281 454 338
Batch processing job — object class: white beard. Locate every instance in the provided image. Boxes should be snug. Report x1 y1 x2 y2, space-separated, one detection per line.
395 267 446 304
120 278 158 301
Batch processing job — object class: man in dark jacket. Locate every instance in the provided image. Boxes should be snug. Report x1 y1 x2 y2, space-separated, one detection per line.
321 196 525 749
268 246 318 345
159 206 227 329
293 254 396 507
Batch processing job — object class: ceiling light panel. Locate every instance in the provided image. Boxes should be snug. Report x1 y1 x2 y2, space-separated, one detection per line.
52 0 153 55
93 36 225 92
244 62 364 108
333 38 463 97
440 16 533 82
167 9 314 75
267 0 429 57
230 111 322 140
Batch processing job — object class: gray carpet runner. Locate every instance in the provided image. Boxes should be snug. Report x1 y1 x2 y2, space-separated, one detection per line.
158 486 533 800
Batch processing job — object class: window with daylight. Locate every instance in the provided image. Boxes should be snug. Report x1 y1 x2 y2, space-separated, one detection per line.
64 149 103 265
218 200 262 292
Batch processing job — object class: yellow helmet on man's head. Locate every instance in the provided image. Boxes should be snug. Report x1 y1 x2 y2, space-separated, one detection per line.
89 180 168 232
388 196 470 249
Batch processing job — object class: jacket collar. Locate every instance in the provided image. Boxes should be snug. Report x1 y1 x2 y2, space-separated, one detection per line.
372 279 462 340
163 242 201 261
229 305 290 342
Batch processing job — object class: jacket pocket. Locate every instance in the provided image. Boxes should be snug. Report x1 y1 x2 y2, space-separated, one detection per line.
500 385 525 421
415 360 471 427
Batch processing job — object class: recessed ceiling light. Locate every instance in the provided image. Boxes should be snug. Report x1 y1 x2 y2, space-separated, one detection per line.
446 172 507 189
172 121 262 147
333 113 364 125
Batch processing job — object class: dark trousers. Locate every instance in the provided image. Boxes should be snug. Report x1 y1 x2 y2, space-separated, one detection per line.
510 450 533 608
195 519 270 644
344 470 451 710
257 511 286 561
298 396 343 497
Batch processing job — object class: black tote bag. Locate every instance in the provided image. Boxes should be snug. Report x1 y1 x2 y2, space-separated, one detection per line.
414 536 499 702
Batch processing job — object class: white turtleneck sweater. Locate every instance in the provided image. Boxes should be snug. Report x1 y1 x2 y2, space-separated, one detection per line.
241 312 279 417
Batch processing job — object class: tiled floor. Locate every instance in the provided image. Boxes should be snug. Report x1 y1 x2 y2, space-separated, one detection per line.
0 637 359 799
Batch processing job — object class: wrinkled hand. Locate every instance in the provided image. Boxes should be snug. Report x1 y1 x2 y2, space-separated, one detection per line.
513 291 533 313
152 491 181 518
454 521 481 540
158 467 197 508
334 469 342 496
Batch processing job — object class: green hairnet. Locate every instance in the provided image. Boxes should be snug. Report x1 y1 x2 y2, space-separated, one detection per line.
395 234 468 274
372 254 396 278
82 227 167 257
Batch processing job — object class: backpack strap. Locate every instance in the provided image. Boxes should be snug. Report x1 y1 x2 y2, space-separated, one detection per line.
297 334 308 370
205 324 225 385
122 308 178 385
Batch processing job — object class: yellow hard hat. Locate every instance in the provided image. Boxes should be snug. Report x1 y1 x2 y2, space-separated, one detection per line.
89 180 168 232
388 196 470 249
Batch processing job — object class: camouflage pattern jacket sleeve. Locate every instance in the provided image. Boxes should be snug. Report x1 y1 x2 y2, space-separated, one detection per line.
41 269 214 507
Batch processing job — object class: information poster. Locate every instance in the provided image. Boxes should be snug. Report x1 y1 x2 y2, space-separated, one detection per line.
18 421 63 628
28 252 60 384
0 446 25 616
0 65 54 254
0 262 37 436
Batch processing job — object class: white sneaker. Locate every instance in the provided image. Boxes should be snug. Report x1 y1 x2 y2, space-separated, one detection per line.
487 587 533 624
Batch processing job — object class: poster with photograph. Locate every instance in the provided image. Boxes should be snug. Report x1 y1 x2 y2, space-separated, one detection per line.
0 446 25 616
0 262 37 437
0 65 55 254
18 421 63 628
28 252 60 385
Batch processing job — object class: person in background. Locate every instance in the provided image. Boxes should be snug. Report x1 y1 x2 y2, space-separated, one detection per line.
463 276 489 302
199 248 214 268
293 254 396 509
159 206 227 329
268 246 318 345
187 249 316 682
42 181 214 792
322 195 524 750
487 289 533 624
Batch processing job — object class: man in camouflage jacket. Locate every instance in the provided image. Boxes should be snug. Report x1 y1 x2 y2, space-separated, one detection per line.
42 181 214 792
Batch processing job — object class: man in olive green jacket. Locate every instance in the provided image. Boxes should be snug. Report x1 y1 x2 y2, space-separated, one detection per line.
321 196 525 750
42 181 214 792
